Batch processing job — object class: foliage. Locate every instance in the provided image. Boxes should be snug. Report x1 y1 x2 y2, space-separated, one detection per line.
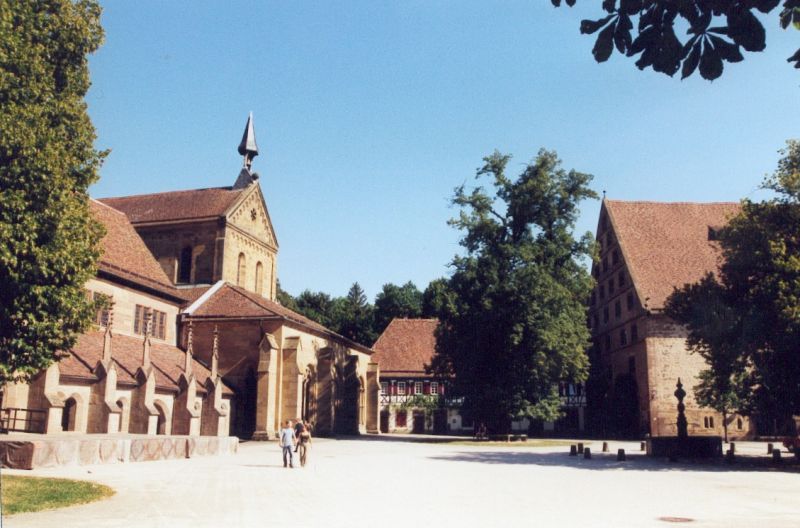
398 394 442 414
422 278 455 317
553 0 800 80
0 0 105 382
1 475 114 514
295 289 337 329
334 282 377 346
665 140 800 432
276 280 299 311
374 281 423 334
429 149 597 433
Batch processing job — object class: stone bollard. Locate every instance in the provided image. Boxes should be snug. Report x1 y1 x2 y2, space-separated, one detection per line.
602 441 609 453
583 447 591 459
767 443 774 454
725 449 735 463
569 445 578 456
730 442 735 454
640 441 646 451
772 449 782 463
577 442 584 454
617 448 626 461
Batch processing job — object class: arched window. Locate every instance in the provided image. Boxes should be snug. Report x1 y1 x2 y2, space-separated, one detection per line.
178 246 192 283
237 253 246 287
62 397 77 432
255 261 263 295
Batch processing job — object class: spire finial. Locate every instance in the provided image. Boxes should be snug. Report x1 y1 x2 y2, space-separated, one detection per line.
211 325 220 380
184 320 194 376
237 112 259 170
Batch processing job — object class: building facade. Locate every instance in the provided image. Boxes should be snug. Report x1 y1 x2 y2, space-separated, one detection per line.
587 199 753 439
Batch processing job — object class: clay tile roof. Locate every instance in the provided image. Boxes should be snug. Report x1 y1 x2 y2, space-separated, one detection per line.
99 187 246 224
371 318 438 376
177 286 212 306
90 200 179 298
605 200 740 310
59 330 234 396
186 283 373 354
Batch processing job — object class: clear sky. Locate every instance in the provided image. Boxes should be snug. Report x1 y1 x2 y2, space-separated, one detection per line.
87 1 800 300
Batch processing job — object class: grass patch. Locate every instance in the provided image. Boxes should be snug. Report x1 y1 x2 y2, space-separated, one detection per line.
1 475 114 515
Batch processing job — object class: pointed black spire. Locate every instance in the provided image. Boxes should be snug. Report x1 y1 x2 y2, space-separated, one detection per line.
237 112 259 170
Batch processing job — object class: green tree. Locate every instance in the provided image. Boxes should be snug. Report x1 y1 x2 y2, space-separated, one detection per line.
275 280 299 311
665 140 800 435
421 278 453 318
553 1 800 80
373 281 423 334
429 149 597 433
294 290 337 329
334 283 377 346
0 0 105 382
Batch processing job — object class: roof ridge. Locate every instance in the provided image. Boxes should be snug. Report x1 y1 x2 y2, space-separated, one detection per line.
605 199 739 206
90 198 128 216
100 186 237 201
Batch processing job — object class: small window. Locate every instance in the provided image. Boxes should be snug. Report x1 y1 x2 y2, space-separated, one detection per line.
615 300 621 318
620 329 627 346
397 382 406 395
178 246 192 283
608 279 615 295
380 382 388 395
709 416 715 428
627 292 634 310
153 310 167 340
631 323 638 342
134 305 148 335
737 418 743 430
603 307 609 323
618 271 625 287
430 382 439 395
414 382 423 395
92 292 111 327
599 285 605 300
612 249 619 265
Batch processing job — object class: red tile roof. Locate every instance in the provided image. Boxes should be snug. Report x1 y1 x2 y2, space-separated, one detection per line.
371 319 438 376
90 200 179 299
604 200 740 310
99 187 246 224
185 283 373 354
59 330 233 396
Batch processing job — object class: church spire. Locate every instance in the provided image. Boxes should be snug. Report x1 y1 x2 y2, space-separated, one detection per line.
237 112 259 170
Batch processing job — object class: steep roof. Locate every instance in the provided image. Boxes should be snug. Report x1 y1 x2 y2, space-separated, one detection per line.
183 282 374 355
604 200 740 310
99 187 247 224
371 318 438 376
90 200 180 299
59 330 234 396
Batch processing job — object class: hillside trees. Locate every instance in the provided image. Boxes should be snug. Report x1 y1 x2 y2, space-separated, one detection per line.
0 0 106 382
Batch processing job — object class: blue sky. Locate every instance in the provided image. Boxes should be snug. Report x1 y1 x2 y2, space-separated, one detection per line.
87 1 800 299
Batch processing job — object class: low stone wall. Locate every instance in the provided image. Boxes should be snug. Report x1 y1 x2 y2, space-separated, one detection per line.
0 434 239 469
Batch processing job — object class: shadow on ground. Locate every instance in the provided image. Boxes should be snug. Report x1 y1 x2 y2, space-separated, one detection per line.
427 450 800 474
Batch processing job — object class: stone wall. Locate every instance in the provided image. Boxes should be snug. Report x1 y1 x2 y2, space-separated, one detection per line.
132 221 221 285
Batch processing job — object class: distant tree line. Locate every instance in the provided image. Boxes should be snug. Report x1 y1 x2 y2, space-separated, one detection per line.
276 279 446 347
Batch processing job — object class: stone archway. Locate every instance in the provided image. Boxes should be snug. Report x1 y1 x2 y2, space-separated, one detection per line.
154 400 170 435
62 397 78 432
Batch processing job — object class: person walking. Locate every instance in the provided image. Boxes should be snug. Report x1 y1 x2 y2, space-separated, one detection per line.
279 420 296 468
297 423 312 467
294 418 304 453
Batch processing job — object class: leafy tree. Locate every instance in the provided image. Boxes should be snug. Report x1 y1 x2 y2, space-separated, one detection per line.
0 0 105 383
373 281 423 334
665 140 800 435
294 290 337 329
334 283 377 346
553 1 800 80
421 278 453 318
275 280 299 311
429 149 597 433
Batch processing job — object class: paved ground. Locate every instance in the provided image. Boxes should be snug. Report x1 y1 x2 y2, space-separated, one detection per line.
2 437 800 528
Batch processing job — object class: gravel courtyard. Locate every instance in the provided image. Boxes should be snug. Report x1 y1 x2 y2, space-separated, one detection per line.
3 437 800 528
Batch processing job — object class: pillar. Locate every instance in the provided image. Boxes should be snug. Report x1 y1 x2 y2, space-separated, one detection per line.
252 333 278 440
366 362 380 434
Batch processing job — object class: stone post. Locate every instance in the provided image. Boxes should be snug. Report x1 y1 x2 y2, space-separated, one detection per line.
130 313 159 434
89 308 122 433
201 326 229 436
675 378 688 440
173 321 200 436
251 332 278 440
366 362 380 434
